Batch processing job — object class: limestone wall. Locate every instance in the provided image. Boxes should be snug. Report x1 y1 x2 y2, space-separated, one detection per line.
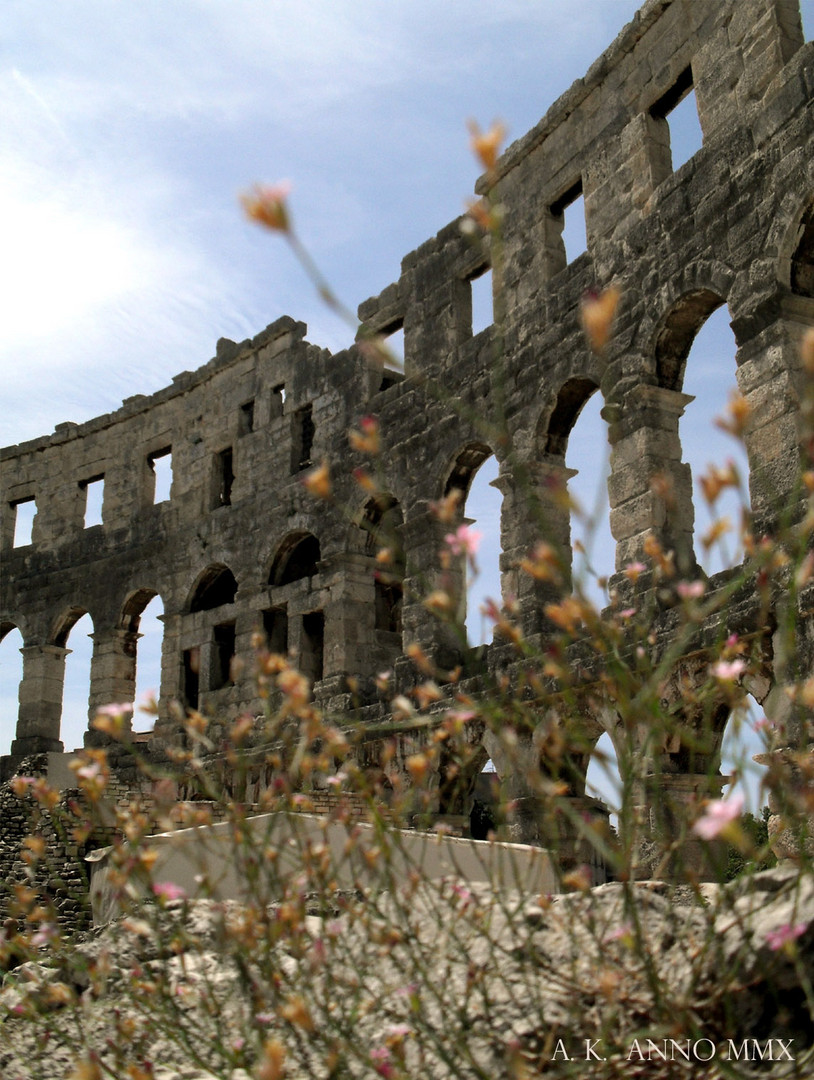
1 0 813 848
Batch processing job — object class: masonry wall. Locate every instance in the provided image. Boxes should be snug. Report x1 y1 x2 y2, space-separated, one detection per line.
2 0 814 860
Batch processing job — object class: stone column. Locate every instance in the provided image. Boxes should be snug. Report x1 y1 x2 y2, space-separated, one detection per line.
87 628 139 725
400 506 464 671
641 772 728 881
606 385 695 577
11 644 68 755
735 298 813 535
318 552 377 679
493 459 576 639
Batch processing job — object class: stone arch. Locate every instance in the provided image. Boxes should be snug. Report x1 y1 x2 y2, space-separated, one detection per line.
120 587 161 632
442 441 494 501
441 442 501 641
436 740 492 835
543 376 601 458
269 533 321 587
770 189 814 294
188 564 238 612
52 605 91 648
117 587 165 725
1 613 30 646
654 288 725 390
0 620 25 756
790 197 814 298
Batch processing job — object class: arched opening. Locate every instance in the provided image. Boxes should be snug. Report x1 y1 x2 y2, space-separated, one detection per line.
462 454 501 645
678 305 748 577
791 199 814 297
121 590 164 732
57 610 94 753
270 534 321 587
721 694 769 815
0 623 24 757
562 386 613 604
189 565 238 612
585 730 622 828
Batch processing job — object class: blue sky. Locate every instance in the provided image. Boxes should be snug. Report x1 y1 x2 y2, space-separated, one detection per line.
2 1 812 810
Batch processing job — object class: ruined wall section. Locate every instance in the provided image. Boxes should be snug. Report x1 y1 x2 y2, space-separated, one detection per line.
1 0 813 847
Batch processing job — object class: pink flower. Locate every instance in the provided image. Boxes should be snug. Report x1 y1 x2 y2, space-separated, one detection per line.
711 659 746 681
370 1047 395 1078
692 792 744 840
445 524 482 559
766 922 807 951
152 881 187 902
605 923 634 945
677 580 705 600
96 702 134 717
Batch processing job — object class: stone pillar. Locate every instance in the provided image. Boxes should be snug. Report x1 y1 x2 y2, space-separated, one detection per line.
735 299 813 534
493 459 576 639
319 552 377 679
87 628 138 725
606 385 695 577
400 506 464 671
11 644 68 755
641 772 728 881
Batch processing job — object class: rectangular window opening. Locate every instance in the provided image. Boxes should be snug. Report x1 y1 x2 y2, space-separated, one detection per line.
183 647 200 710
650 67 703 172
469 267 493 336
552 179 587 265
263 606 288 655
148 448 172 504
301 610 324 684
11 497 36 548
213 447 234 508
212 622 236 690
81 475 104 529
239 400 255 436
271 383 286 420
292 405 315 473
382 321 404 369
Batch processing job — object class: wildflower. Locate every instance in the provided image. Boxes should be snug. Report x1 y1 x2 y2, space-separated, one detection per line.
152 881 187 903
519 541 563 582
92 707 130 738
240 181 292 233
370 1046 395 1079
424 589 453 614
280 994 315 1031
715 391 751 437
303 460 331 499
699 461 738 504
676 580 705 600
405 754 430 784
580 286 620 353
95 701 134 717
623 560 646 583
605 923 634 947
467 119 506 174
349 415 380 455
256 1037 286 1080
429 489 462 524
692 792 744 840
711 658 746 682
765 922 807 952
445 523 482 559
352 466 378 492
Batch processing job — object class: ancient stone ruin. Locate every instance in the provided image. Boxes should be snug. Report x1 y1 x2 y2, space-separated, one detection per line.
1 0 813 893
